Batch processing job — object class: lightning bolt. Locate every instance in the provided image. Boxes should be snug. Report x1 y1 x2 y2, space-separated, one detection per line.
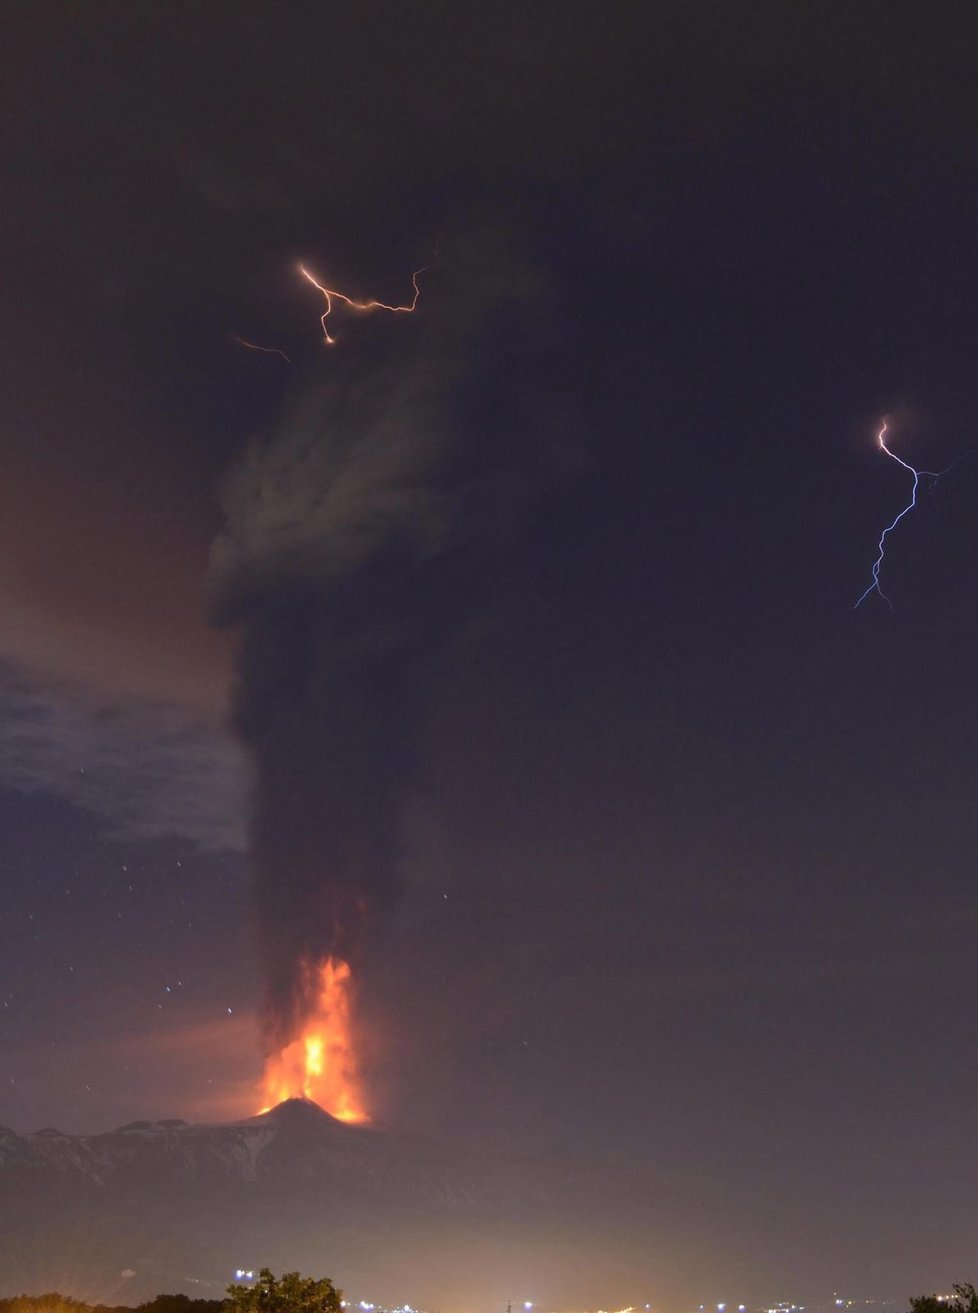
230 334 292 364
854 419 963 610
231 260 426 371
297 263 426 344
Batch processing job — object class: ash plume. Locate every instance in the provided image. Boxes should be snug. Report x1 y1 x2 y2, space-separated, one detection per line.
209 233 554 1054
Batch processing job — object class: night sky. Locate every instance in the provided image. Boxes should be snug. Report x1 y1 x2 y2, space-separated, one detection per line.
4 2 978 1306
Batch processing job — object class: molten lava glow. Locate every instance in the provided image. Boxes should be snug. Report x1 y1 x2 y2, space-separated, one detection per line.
258 957 367 1123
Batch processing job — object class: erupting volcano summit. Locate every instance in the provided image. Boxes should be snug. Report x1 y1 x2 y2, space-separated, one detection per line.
259 956 367 1123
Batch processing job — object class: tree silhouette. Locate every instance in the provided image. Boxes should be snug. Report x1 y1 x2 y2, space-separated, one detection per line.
226 1271 343 1313
911 1285 978 1313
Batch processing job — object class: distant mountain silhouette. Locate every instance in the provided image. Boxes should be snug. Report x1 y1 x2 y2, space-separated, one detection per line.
0 1099 663 1308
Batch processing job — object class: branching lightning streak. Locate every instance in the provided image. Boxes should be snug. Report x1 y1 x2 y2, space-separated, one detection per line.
854 419 955 610
298 263 426 344
230 334 292 364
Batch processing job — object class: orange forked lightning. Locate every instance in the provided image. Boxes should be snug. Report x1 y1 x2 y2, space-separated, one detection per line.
297 263 426 344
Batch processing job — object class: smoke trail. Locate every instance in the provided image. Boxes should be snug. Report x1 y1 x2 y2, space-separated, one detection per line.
209 233 549 1055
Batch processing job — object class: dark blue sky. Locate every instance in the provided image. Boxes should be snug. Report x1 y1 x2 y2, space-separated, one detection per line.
2 3 978 1306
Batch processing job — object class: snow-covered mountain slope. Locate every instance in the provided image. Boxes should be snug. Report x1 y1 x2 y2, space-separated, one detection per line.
0 1098 662 1309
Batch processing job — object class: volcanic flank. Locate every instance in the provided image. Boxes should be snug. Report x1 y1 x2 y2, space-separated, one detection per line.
0 1097 663 1307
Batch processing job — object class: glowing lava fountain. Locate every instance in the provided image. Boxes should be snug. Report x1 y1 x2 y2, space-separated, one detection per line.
258 956 368 1123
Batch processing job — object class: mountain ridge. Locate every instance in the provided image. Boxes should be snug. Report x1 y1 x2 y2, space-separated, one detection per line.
0 1097 663 1309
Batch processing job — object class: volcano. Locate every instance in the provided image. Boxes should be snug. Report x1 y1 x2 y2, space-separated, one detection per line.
0 1098 662 1308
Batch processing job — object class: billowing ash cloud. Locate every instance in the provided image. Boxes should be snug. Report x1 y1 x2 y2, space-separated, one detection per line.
209 232 554 1048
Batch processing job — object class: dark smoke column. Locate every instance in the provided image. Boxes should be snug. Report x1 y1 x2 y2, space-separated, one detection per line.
208 236 550 1093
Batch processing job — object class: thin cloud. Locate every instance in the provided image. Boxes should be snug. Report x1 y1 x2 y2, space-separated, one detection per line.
0 666 248 852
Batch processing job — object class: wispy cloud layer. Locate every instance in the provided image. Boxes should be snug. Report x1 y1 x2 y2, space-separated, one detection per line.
0 667 248 852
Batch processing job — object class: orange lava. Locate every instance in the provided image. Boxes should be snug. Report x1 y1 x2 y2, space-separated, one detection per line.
258 956 367 1123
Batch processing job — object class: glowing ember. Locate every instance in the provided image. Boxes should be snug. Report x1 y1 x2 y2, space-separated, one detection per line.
258 956 367 1123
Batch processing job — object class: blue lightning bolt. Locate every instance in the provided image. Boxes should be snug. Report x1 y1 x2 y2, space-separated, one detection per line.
854 419 962 610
